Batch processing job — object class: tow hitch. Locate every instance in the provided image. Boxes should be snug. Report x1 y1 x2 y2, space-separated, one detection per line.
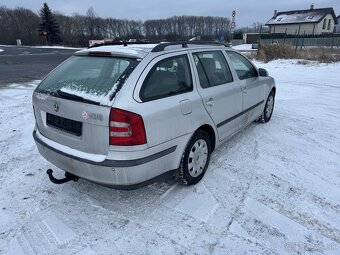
46 169 80 184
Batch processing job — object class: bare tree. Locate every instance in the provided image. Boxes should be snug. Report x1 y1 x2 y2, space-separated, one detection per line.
0 5 231 46
252 22 264 33
144 16 230 41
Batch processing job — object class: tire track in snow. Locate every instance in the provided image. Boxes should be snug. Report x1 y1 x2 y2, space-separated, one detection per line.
6 213 78 255
249 172 340 243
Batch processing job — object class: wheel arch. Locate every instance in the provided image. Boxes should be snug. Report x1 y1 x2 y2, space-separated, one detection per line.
271 86 276 96
197 124 216 152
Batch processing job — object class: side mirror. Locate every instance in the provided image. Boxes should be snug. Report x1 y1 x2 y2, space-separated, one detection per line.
259 68 269 77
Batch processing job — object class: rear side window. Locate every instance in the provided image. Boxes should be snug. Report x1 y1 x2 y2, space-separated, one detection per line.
140 55 193 101
226 51 257 80
36 56 137 97
193 51 233 88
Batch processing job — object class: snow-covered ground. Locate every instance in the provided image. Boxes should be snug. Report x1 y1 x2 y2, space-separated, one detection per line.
0 45 81 50
232 44 256 51
31 46 83 50
0 60 340 254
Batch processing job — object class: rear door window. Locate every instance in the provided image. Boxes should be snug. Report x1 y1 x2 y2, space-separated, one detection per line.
193 51 233 88
140 55 193 101
226 51 257 80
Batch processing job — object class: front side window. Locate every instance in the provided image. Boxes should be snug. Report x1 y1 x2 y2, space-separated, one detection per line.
226 51 257 80
140 55 193 101
327 19 331 30
193 51 233 88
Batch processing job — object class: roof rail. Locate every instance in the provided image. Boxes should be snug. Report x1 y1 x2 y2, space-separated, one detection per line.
89 41 160 48
151 41 229 52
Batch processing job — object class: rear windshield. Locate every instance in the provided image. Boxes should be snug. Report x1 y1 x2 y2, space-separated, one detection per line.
36 56 138 103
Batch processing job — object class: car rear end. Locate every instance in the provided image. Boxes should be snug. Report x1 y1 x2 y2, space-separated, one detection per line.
32 46 179 188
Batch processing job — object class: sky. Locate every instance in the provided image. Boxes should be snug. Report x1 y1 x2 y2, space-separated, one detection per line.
1 0 339 27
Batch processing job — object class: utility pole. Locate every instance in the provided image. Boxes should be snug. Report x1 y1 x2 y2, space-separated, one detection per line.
42 31 48 46
230 10 236 45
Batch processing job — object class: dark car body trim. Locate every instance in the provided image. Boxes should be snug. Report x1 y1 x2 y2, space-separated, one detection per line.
97 170 176 190
33 130 177 167
217 100 265 128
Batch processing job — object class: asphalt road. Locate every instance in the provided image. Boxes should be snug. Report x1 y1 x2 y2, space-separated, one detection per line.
0 46 77 87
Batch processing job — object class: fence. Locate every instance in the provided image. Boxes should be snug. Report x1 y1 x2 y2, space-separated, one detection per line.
258 34 340 49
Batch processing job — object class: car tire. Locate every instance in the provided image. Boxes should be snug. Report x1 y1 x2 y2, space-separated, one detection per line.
260 91 275 123
176 130 211 185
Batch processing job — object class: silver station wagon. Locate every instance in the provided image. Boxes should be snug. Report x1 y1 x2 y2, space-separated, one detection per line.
32 42 276 189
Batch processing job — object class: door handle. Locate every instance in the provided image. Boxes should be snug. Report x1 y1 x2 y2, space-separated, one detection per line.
243 87 248 94
206 98 214 107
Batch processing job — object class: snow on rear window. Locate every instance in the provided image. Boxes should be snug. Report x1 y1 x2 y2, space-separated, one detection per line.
59 81 119 106
36 56 137 104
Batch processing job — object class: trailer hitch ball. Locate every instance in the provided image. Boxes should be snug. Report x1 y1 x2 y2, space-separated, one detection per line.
46 169 80 184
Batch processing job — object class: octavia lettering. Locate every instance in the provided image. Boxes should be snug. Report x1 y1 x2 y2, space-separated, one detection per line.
82 111 103 121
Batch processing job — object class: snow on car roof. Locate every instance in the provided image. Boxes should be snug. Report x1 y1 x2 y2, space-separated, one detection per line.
266 7 336 25
76 42 231 58
75 44 158 59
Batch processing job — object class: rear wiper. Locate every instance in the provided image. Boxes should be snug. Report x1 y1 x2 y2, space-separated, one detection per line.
57 89 83 100
109 66 136 101
56 89 99 105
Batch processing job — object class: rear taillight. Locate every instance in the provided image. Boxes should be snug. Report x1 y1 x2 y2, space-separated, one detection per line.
109 108 147 146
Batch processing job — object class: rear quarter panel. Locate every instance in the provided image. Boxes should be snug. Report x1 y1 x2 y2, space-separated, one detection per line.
113 52 216 149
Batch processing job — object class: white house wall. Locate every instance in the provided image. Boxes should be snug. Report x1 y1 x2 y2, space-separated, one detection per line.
270 14 335 35
315 14 335 34
336 18 340 33
270 23 316 35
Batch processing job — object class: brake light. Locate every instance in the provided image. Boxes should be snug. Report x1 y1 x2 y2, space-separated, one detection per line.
109 108 147 146
88 51 111 56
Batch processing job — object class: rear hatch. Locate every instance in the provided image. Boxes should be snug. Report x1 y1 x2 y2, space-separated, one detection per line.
33 54 138 156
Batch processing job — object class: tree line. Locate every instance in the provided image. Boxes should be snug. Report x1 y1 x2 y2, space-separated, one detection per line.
0 5 231 47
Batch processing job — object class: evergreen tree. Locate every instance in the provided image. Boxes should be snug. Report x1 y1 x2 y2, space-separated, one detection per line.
39 3 61 44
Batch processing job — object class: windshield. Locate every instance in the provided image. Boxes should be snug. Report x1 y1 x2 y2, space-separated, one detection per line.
36 56 138 103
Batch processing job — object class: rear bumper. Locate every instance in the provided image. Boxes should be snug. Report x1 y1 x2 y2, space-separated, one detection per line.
33 130 181 189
